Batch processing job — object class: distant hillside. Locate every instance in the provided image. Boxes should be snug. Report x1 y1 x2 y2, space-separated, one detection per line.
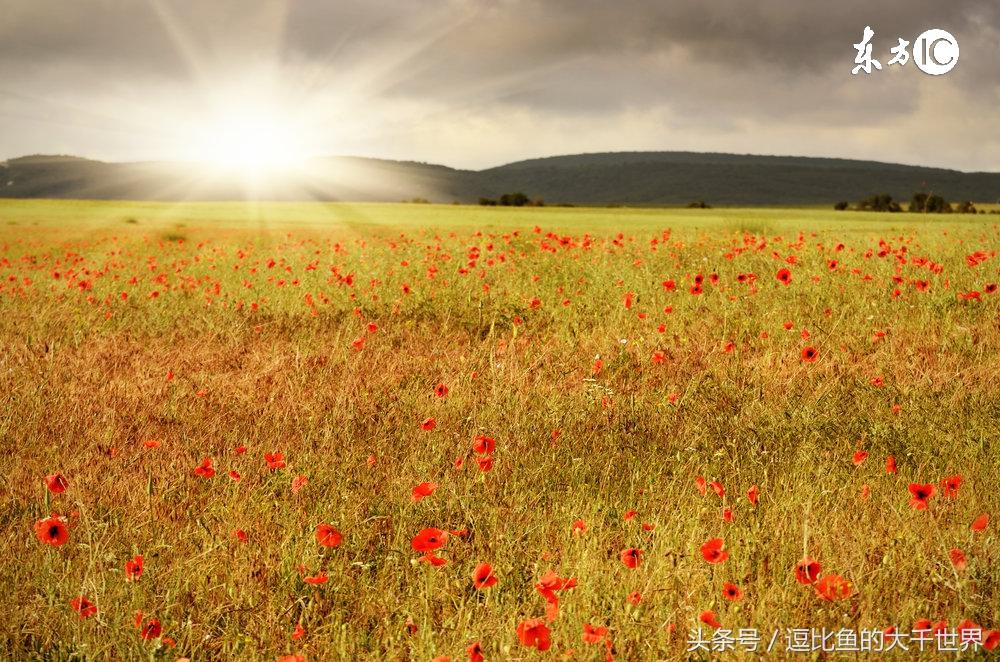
2 152 998 206
473 153 1000 206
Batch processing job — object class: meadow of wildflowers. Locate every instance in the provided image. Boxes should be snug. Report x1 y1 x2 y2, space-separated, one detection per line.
1 200 997 659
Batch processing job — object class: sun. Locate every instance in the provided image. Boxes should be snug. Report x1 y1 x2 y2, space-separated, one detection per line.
191 108 309 175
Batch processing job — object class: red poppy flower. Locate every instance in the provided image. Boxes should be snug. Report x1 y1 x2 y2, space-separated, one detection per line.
747 485 759 506
472 562 497 589
516 618 551 651
419 553 448 566
535 570 578 620
228 470 241 481
908 483 934 510
434 383 448 398
619 548 642 569
571 519 587 535
303 572 328 585
291 475 308 494
949 548 967 571
411 482 438 502
700 538 728 564
794 557 822 585
651 350 666 365
139 618 162 640
852 451 868 466
885 455 897 474
709 481 724 498
985 630 1000 651
193 457 216 478
475 456 494 472
582 623 608 644
776 268 792 285
971 513 989 532
940 475 961 498
814 574 851 601
316 523 342 548
535 569 578 595
124 554 144 581
34 516 69 547
694 476 707 495
265 452 286 470
421 417 436 431
468 641 484 662
912 618 932 632
70 595 97 619
233 529 248 542
722 582 743 601
699 610 721 629
472 435 495 455
143 440 161 449
411 528 448 552
800 346 818 362
45 473 69 494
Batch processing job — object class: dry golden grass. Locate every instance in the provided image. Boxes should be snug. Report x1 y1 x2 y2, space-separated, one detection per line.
0 201 998 660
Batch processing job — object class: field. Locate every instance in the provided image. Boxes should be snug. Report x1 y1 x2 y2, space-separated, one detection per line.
1 199 998 660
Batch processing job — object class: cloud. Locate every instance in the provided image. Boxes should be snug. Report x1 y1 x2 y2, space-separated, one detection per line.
0 0 997 171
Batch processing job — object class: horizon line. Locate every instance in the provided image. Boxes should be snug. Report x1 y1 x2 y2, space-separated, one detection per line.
3 149 997 175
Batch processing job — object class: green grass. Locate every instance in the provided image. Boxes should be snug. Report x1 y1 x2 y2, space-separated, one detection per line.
0 200 997 660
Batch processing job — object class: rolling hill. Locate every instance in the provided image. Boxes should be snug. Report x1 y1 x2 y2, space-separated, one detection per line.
2 152 998 206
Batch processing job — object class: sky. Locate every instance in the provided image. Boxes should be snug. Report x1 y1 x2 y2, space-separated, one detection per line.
1 0 998 172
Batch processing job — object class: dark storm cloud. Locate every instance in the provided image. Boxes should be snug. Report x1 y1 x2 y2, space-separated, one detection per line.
0 0 997 170
3 0 995 90
345 0 998 112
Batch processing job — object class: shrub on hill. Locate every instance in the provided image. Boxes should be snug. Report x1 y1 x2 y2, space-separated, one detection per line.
856 193 902 212
479 192 545 207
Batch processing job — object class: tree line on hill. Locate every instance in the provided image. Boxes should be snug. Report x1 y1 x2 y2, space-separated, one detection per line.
835 192 991 214
478 192 545 207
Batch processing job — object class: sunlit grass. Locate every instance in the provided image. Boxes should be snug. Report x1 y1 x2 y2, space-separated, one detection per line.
0 201 997 659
